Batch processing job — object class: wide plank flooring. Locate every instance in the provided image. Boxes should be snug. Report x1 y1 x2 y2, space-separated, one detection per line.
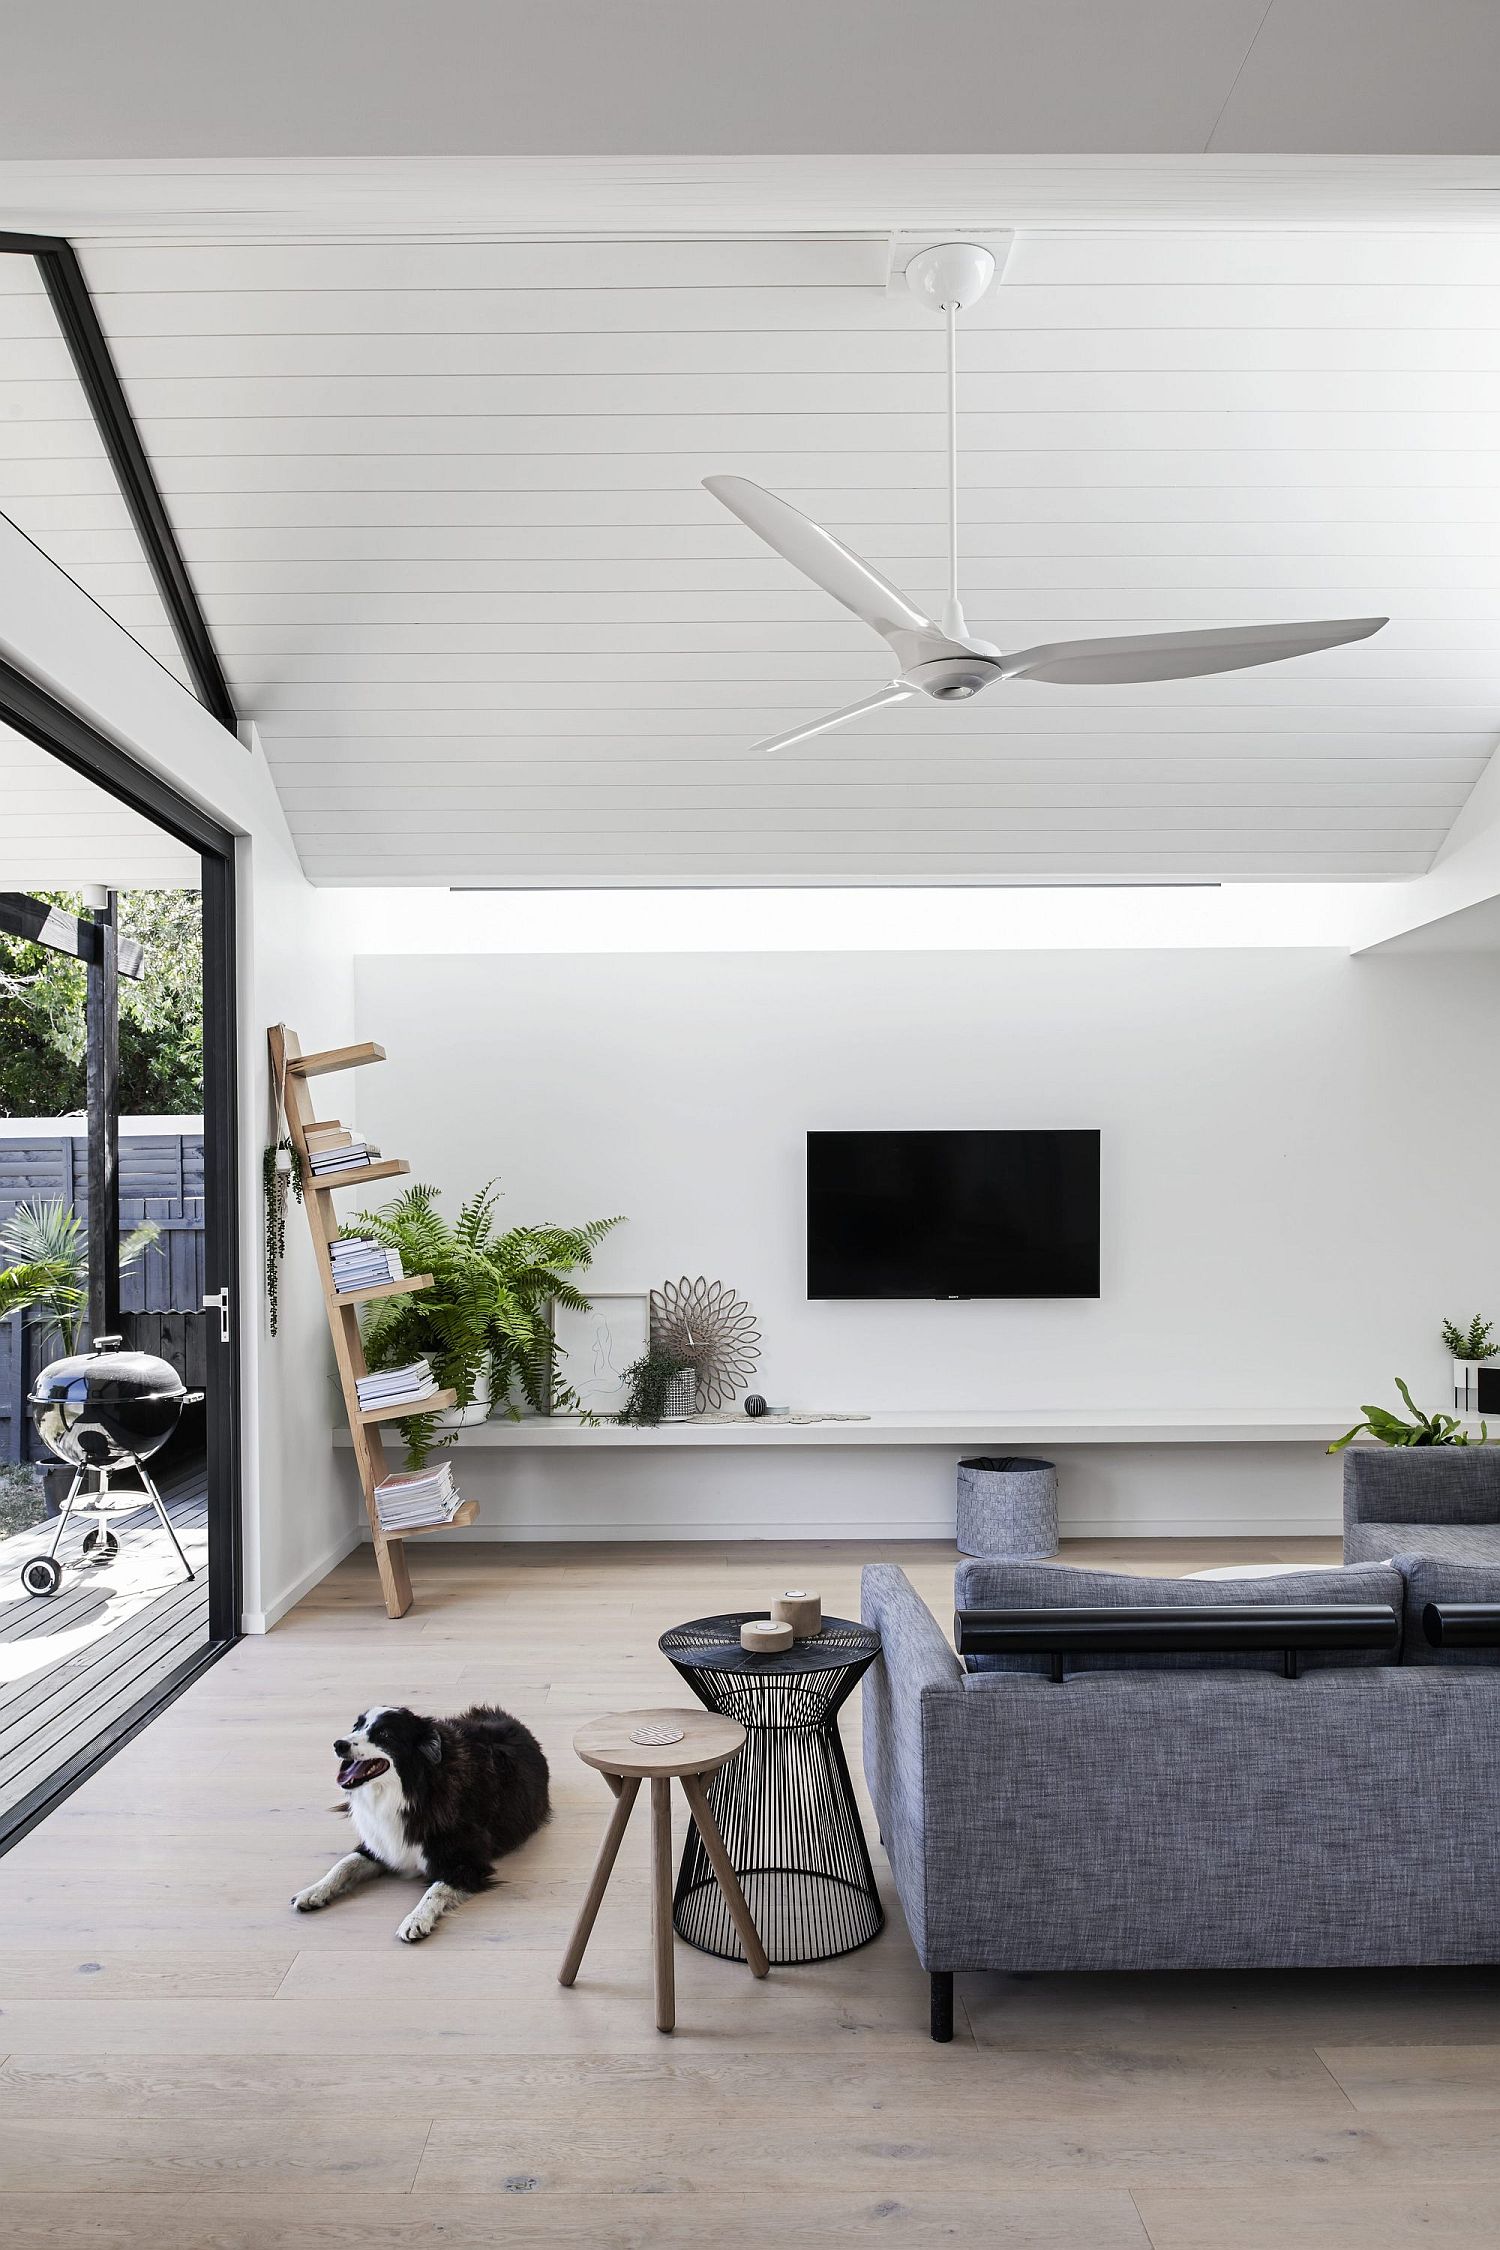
2 1533 1499 2249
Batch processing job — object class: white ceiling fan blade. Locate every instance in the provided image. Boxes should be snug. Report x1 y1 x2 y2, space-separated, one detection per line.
704 475 942 655
743 685 916 756
999 616 1387 687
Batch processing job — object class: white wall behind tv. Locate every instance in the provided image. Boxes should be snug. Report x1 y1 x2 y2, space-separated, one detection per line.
352 946 1500 1540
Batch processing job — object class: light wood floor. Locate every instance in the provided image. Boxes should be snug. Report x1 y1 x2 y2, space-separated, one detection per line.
3 1533 1500 2249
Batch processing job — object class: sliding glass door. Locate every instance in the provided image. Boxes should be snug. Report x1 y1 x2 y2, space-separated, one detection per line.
0 660 240 1848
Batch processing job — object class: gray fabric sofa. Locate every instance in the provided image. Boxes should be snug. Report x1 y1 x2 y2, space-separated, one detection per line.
861 1558 1500 2040
1343 1445 1500 1564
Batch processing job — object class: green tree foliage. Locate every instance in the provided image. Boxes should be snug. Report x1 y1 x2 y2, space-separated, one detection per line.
0 888 203 1117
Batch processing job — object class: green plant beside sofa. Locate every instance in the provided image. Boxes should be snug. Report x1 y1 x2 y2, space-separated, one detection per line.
1330 1376 1484 1452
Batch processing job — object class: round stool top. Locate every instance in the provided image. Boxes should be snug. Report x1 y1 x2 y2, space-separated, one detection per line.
573 1706 746 1779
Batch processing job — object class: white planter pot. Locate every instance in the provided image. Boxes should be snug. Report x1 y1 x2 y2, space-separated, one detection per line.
438 1368 492 1429
1454 1359 1492 1412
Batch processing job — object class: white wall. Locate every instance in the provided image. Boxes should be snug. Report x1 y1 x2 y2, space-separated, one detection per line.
354 944 1500 1539
0 518 359 1630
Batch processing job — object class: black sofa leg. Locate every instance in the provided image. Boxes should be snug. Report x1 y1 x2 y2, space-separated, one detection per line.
930 1970 954 2042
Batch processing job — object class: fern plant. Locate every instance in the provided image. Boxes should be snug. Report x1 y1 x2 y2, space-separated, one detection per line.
0 1198 159 1352
1329 1377 1485 1453
351 1179 620 1466
1442 1315 1496 1361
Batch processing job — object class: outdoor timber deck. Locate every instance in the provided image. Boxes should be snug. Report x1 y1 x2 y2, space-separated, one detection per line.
0 1465 209 1827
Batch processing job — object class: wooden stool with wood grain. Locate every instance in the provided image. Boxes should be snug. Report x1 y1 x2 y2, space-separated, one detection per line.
559 1707 770 2033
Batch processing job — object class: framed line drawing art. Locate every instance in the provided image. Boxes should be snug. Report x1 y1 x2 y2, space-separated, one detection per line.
550 1289 651 1417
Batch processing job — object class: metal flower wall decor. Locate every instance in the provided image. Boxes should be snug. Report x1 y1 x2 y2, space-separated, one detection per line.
650 1276 761 1411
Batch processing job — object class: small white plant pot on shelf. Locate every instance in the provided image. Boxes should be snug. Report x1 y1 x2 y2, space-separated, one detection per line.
1454 1360 1492 1413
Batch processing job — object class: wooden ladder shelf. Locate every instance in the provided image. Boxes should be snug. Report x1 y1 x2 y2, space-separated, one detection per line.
269 1025 478 1620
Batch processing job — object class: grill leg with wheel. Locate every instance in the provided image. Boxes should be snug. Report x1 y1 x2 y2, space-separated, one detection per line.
22 1468 86 1596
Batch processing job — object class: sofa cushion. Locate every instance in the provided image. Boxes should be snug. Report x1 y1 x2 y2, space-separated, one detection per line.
954 1558 1404 1675
1346 1522 1500 1567
1391 1553 1500 1665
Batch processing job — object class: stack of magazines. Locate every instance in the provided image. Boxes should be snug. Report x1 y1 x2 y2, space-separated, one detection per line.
375 1462 464 1532
307 1130 381 1179
329 1235 404 1294
355 1358 438 1411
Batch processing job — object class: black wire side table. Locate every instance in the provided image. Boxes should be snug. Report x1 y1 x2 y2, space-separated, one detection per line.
658 1611 884 1965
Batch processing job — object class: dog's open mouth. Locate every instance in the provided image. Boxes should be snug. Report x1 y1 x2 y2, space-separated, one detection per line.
336 1756 390 1791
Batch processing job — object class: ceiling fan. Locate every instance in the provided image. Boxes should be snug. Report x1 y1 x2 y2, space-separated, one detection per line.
704 241 1387 755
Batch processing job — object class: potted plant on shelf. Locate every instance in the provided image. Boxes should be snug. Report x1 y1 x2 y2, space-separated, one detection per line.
1443 1315 1496 1413
1328 1377 1486 1452
351 1179 620 1467
616 1343 697 1428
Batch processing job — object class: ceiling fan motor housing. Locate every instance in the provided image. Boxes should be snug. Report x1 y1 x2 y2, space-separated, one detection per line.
903 654 1006 701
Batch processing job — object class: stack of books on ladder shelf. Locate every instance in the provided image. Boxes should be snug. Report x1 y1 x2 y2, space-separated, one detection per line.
355 1359 439 1412
328 1235 405 1294
375 1462 466 1532
306 1126 381 1179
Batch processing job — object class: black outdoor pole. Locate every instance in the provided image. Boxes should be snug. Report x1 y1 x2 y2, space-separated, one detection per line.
84 886 121 1341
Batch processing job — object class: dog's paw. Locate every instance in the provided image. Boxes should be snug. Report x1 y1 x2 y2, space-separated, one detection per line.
396 1907 433 1944
291 1883 330 1913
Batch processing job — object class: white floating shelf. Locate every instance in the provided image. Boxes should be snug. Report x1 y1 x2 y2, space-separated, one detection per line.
358 1408 1382 1450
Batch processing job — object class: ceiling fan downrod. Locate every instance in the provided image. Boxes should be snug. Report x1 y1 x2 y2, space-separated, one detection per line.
905 241 998 650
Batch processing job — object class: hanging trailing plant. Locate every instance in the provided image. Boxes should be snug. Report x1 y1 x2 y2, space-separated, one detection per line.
263 1137 303 1336
616 1343 695 1428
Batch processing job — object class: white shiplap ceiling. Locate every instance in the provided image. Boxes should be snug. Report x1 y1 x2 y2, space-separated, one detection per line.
0 722 200 887
2 222 1499 886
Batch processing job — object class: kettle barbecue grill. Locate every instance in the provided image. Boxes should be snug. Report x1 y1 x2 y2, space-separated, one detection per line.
23 1334 202 1598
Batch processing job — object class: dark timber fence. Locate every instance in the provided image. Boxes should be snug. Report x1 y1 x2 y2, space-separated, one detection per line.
0 1128 206 1464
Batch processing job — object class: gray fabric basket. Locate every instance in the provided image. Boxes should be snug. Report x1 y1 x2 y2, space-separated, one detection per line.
956 1454 1058 1558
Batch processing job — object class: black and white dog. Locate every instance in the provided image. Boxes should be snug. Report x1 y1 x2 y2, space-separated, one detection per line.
291 1703 550 1943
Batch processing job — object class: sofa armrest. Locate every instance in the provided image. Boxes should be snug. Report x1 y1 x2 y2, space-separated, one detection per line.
1344 1446 1500 1530
860 1565 965 1968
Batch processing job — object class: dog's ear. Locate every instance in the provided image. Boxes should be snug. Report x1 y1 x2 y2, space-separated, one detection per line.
418 1727 443 1766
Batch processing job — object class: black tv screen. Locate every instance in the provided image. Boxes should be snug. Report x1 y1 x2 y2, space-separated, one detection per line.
806 1129 1100 1300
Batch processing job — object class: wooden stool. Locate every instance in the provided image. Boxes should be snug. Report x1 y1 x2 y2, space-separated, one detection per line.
559 1706 770 2033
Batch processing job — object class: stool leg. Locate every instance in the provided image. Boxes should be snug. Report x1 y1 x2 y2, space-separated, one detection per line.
558 1773 640 1988
680 1772 770 1979
651 1776 675 2034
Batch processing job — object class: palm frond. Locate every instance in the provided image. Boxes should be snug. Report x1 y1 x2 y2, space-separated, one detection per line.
0 1259 73 1322
0 1198 84 1272
120 1219 160 1273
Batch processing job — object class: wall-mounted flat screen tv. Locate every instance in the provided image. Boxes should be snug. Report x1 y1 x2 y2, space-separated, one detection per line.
806 1129 1100 1300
